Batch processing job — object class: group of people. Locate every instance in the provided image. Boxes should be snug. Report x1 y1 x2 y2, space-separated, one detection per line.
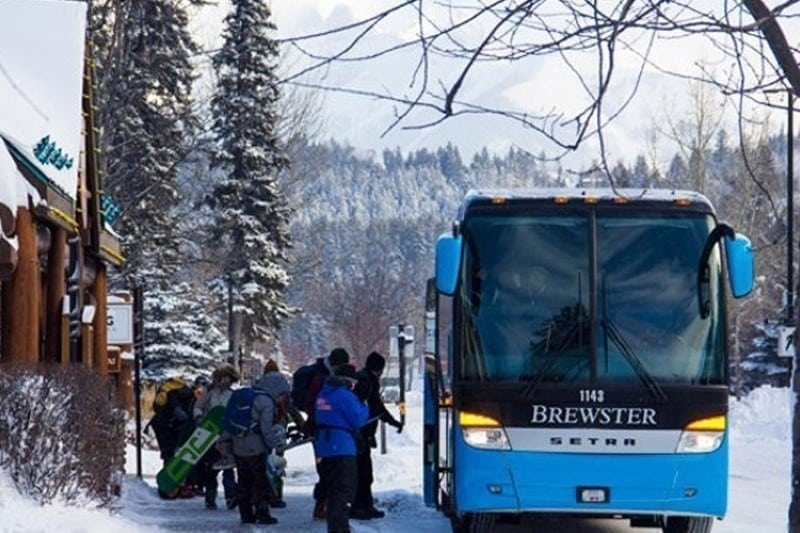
299 348 403 533
148 347 402 533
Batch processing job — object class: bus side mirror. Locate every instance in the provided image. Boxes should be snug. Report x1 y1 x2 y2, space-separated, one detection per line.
436 234 462 296
725 234 754 298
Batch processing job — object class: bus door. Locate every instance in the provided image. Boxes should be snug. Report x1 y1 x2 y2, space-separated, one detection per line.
423 278 454 509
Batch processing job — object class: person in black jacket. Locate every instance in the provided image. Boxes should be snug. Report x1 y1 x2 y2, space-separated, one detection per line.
350 351 403 520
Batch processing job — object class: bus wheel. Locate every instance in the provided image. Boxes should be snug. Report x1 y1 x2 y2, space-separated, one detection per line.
662 516 713 533
450 513 496 533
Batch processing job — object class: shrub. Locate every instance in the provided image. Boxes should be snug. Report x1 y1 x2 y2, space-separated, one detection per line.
0 363 126 506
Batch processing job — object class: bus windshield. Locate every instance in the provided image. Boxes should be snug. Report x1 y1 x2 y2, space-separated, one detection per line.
457 210 724 386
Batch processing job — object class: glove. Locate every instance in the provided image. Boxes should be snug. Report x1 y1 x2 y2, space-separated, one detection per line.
267 452 287 477
396 423 404 434
271 424 287 453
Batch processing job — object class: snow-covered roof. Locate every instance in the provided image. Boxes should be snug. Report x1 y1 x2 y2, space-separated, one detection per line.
0 0 87 201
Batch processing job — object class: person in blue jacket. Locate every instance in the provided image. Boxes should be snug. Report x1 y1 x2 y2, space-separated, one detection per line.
314 363 369 533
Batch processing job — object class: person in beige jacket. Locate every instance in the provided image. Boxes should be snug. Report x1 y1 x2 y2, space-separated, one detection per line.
193 364 239 510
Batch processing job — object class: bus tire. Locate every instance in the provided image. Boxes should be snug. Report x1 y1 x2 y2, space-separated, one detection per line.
662 516 713 533
450 513 496 533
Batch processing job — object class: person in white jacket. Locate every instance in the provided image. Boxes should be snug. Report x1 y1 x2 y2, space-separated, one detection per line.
194 364 239 510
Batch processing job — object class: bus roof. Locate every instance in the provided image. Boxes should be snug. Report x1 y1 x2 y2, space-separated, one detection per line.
464 187 713 206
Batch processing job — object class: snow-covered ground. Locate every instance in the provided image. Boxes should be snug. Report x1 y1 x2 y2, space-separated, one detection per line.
0 386 791 532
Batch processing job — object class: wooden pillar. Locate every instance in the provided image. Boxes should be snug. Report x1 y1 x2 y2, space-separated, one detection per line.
81 324 93 367
44 226 66 362
0 207 40 364
117 355 134 413
93 262 108 375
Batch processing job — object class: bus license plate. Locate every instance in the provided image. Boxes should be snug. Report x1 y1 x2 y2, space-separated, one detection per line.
577 487 609 503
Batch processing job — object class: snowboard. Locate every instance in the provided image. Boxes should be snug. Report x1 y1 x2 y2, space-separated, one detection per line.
156 405 225 496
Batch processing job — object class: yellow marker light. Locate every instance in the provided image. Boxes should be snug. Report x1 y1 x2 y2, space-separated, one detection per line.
491 197 507 204
685 415 726 431
553 197 569 204
613 197 629 204
584 197 599 204
674 198 692 207
459 411 500 427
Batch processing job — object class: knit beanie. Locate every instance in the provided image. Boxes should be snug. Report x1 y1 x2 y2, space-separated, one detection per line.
328 347 350 367
264 358 279 374
365 351 386 372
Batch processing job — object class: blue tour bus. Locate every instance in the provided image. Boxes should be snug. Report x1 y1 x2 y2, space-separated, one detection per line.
423 188 754 533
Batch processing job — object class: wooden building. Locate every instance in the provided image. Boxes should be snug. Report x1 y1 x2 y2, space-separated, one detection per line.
0 1 124 372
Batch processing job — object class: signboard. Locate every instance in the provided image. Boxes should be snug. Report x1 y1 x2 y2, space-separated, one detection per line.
0 0 87 200
778 326 796 358
107 346 121 373
107 303 133 345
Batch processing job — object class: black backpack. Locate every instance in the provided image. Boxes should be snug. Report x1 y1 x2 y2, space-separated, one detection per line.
291 363 323 413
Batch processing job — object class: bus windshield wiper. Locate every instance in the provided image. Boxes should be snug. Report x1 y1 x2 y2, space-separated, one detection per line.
601 318 668 403
522 319 582 400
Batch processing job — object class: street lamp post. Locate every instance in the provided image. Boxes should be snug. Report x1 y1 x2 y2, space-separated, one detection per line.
788 90 794 323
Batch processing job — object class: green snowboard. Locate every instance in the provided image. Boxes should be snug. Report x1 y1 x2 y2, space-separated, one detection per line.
156 405 225 496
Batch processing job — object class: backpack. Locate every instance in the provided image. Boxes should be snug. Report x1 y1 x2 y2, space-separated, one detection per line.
153 377 188 416
224 387 271 436
291 363 323 413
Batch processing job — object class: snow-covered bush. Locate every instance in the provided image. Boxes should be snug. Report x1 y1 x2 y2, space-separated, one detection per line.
0 363 125 506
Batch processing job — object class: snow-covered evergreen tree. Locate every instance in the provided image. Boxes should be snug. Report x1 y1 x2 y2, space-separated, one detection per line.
91 1 228 379
209 0 292 354
142 283 227 382
95 0 198 288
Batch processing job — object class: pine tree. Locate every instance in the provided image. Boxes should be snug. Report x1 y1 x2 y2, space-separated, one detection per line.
94 0 198 288
142 283 227 381
91 1 222 380
209 0 292 354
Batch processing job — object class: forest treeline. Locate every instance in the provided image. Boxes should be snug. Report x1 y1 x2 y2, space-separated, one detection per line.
86 0 791 395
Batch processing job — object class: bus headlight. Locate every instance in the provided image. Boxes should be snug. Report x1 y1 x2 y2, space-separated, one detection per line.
460 411 511 450
676 415 725 453
462 427 510 449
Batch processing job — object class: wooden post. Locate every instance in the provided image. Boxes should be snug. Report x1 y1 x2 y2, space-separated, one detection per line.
118 355 134 413
93 262 108 375
0 207 40 364
44 226 66 363
81 323 93 367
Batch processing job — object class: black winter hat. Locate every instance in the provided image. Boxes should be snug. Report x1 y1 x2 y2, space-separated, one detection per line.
365 351 386 372
329 347 350 367
335 363 358 381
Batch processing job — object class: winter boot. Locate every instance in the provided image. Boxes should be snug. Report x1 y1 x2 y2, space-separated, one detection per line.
179 483 195 499
348 507 373 520
226 495 239 510
239 503 256 524
255 504 278 524
367 507 386 519
205 487 217 510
